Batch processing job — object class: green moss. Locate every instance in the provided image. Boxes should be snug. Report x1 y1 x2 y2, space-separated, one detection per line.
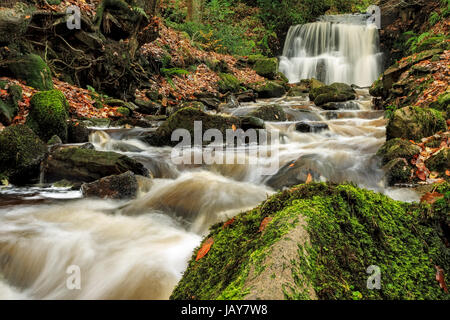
171 183 449 300
116 107 131 117
252 58 278 79
377 138 421 165
0 124 47 183
8 54 53 90
217 73 241 93
248 104 286 121
309 83 356 106
26 90 69 142
425 149 449 174
249 81 286 98
369 77 384 97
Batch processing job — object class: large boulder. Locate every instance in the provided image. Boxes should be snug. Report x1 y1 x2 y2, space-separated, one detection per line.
0 125 47 184
7 54 54 90
376 138 421 165
386 106 447 141
248 81 286 98
143 107 241 147
42 147 149 184
26 90 70 142
81 171 152 200
309 82 356 106
251 57 278 79
217 73 241 93
171 183 449 300
248 105 286 122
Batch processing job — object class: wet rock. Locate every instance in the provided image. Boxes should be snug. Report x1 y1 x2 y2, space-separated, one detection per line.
235 90 257 103
240 116 265 131
248 105 286 122
26 90 70 142
386 106 447 141
377 138 421 165
309 82 356 106
0 125 47 184
383 158 412 186
68 121 90 143
47 135 63 145
321 101 360 111
42 147 149 184
7 54 53 90
110 118 154 128
425 149 449 174
248 81 286 98
145 107 241 147
167 101 206 116
295 122 329 133
287 79 311 96
198 97 221 110
134 99 161 115
81 171 147 200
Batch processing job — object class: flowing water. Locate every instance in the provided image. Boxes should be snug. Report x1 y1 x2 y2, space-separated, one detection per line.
0 15 419 300
279 14 383 86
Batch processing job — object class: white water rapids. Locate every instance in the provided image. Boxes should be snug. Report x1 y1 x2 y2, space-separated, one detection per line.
0 15 419 300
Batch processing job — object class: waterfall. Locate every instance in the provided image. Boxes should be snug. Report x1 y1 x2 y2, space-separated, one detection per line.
279 14 383 87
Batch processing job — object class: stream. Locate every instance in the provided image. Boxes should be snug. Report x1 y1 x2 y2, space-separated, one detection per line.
0 14 420 300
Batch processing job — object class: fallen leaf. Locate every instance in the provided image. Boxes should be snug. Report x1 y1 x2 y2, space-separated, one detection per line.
289 163 295 168
416 170 427 181
435 265 448 293
305 173 312 184
446 170 450 176
420 192 444 204
232 124 237 132
196 237 214 261
259 217 272 233
222 217 235 229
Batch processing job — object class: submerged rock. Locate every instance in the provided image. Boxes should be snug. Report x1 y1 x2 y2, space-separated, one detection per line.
171 183 449 300
26 90 70 142
42 147 149 184
248 105 286 122
386 106 447 141
81 171 151 200
295 122 329 133
0 125 47 184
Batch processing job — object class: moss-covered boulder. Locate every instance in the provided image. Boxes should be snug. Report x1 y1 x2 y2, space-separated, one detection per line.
376 138 421 165
249 81 286 99
430 91 450 118
369 76 384 97
425 149 449 174
386 106 447 141
144 107 241 146
68 121 90 143
42 147 150 184
383 158 413 186
217 73 241 93
0 125 47 184
7 54 53 90
251 57 278 79
248 105 286 122
309 83 356 106
171 183 449 300
26 90 70 142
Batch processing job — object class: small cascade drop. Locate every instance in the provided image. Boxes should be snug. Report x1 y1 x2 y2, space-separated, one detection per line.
279 14 383 86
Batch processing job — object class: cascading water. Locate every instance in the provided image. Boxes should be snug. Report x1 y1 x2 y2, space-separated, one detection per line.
279 14 383 86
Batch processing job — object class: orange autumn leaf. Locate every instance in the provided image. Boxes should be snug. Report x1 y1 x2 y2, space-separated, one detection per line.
232 124 237 132
416 170 427 181
289 163 295 168
196 237 214 261
420 192 444 204
259 217 272 233
222 217 235 229
446 170 450 177
435 265 448 293
305 173 313 184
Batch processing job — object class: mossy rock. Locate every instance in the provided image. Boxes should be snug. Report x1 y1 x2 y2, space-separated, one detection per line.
386 106 447 141
0 124 47 184
148 107 241 146
248 105 286 122
310 78 325 90
47 135 62 145
217 73 241 93
171 183 449 300
252 57 278 79
42 147 150 183
376 138 421 165
430 91 450 117
68 121 90 143
249 81 286 99
309 83 356 106
116 107 131 117
383 158 413 186
26 90 69 142
7 54 53 90
425 149 449 174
